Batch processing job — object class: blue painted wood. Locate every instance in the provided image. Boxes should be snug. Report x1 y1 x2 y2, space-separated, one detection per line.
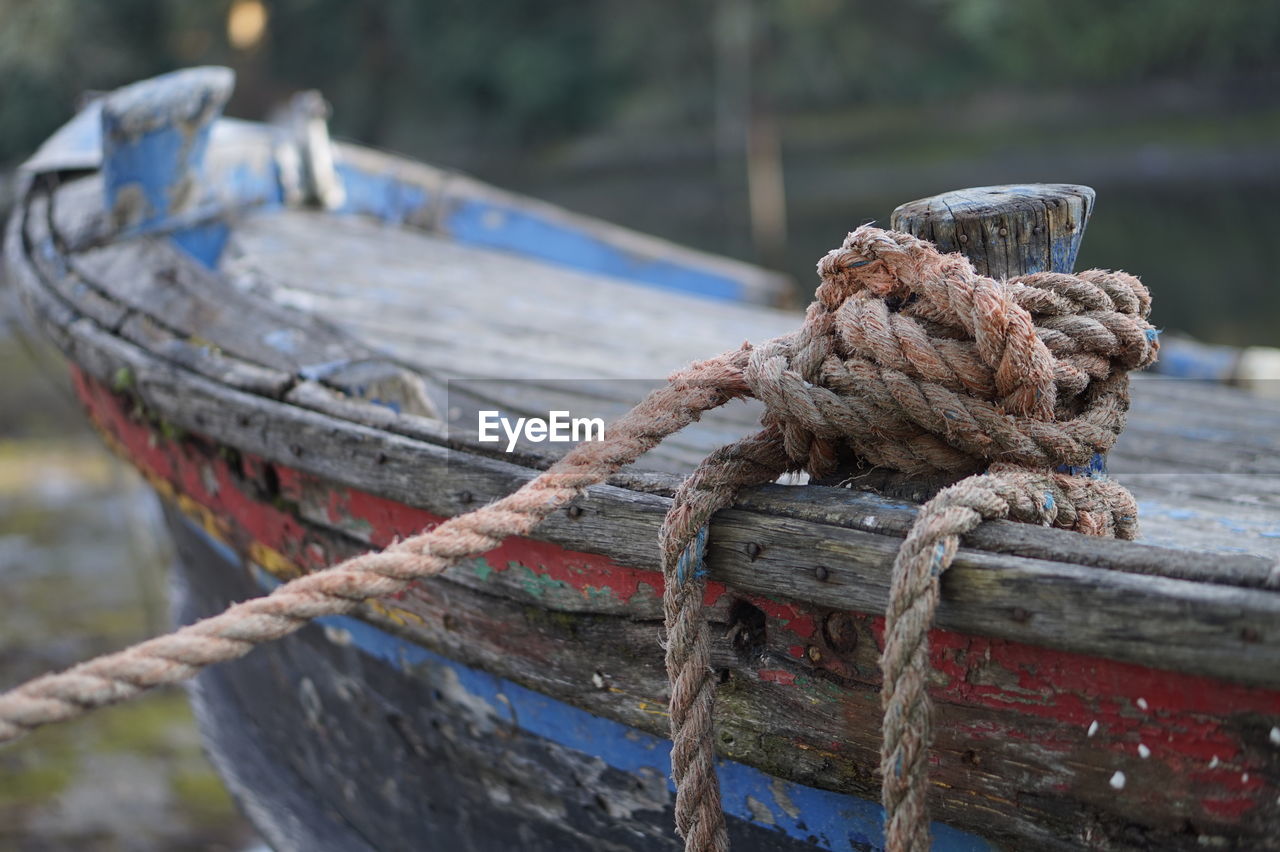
333 162 432 224
1150 337 1239 381
32 68 779 301
23 103 283 226
170 221 231 269
443 198 746 301
234 526 990 852
99 67 234 267
215 148 286 211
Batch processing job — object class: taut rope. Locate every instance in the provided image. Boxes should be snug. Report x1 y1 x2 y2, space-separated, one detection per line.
0 225 1156 851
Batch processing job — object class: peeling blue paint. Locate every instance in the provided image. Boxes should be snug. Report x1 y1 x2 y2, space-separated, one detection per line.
1057 451 1106 478
219 160 285 210
98 67 237 273
444 199 745 302
100 67 233 232
171 221 230 268
1049 235 1081 275
334 163 430 224
101 122 192 225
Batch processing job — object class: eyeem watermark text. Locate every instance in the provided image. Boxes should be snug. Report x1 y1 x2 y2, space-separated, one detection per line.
477 410 606 452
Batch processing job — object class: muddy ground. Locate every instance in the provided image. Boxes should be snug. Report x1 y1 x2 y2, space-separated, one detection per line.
0 298 259 850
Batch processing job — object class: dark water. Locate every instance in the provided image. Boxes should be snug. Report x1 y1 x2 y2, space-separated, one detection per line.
1075 184 1280 347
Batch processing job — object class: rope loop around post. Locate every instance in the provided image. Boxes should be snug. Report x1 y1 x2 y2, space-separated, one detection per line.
656 225 1157 851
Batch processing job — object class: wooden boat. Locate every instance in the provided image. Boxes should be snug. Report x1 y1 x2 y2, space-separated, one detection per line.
7 67 1280 851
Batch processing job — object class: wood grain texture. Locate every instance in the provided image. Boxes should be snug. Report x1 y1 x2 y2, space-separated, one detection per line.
218 206 1280 556
890 184 1094 279
42 310 1280 689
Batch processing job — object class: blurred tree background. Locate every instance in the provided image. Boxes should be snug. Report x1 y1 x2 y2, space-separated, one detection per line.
2 0 1279 343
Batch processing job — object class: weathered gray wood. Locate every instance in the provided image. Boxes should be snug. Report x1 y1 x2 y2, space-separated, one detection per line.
221 209 796 383
119 313 295 397
10 171 1280 667
22 192 130 331
891 184 1095 279
69 238 359 374
221 209 1280 491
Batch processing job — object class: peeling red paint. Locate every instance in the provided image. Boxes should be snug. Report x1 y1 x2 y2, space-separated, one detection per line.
759 669 798 686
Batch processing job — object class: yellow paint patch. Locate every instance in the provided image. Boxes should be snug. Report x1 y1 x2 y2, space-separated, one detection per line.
249 541 303 580
175 493 233 547
636 700 670 719
84 413 429 632
367 599 425 626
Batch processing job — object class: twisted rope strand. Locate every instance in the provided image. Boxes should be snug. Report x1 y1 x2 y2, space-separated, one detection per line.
661 428 792 850
877 469 1138 851
0 225 1157 852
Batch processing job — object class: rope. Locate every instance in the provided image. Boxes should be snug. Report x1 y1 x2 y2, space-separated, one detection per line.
0 225 1157 852
0 361 751 741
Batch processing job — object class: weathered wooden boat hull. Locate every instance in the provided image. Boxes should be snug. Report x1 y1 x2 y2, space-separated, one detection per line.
8 68 1280 850
59 363 1280 850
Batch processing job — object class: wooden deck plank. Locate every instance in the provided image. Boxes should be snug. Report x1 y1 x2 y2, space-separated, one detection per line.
222 210 795 373
38 185 1280 561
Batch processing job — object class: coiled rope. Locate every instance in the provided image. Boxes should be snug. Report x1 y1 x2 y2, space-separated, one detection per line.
0 225 1156 851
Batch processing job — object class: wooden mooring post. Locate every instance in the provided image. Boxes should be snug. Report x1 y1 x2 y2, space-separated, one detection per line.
890 183 1094 280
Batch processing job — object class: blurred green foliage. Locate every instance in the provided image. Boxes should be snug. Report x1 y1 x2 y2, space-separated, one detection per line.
2 0 1279 163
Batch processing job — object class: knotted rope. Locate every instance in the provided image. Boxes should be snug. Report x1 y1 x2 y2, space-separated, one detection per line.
655 226 1156 851
0 225 1156 852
